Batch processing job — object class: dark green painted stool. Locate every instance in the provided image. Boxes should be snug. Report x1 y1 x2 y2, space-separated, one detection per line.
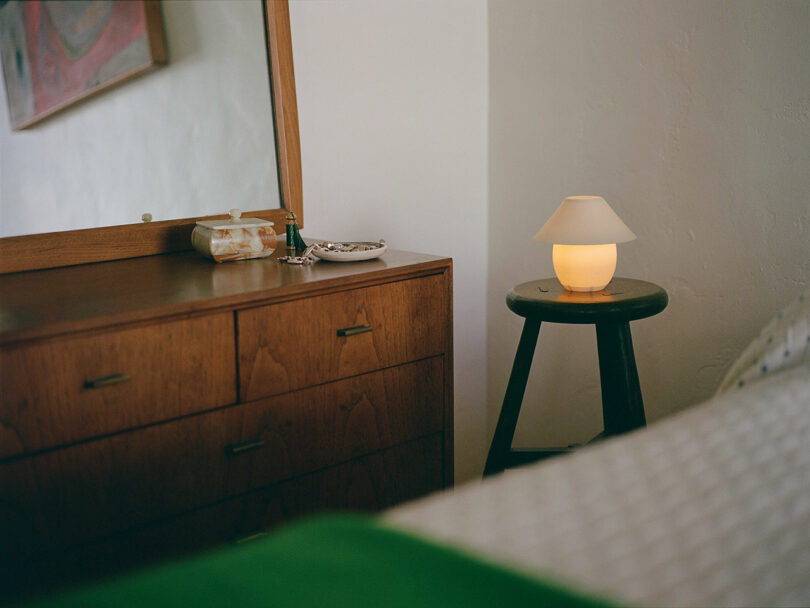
484 277 668 477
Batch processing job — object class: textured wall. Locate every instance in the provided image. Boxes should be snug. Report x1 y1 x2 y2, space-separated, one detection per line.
0 1 278 237
289 0 489 482
488 0 810 456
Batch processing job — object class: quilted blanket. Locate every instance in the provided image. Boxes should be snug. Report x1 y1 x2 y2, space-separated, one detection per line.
388 362 810 607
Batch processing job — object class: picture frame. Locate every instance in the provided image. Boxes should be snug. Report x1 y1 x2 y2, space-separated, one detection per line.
0 0 167 130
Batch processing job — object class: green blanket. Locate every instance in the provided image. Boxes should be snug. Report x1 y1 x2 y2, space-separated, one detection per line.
19 516 621 607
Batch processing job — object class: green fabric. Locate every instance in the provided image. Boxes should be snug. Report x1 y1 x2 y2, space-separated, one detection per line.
20 515 622 608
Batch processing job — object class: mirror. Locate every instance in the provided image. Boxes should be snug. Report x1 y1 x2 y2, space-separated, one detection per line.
0 0 301 274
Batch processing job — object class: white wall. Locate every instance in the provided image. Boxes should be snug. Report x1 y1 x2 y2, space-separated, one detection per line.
289 0 489 482
0 1 278 237
488 0 810 452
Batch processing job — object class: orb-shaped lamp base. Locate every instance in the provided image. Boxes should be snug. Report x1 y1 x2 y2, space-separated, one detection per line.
552 243 617 292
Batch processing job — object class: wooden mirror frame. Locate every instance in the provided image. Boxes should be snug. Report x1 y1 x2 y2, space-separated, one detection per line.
0 0 302 275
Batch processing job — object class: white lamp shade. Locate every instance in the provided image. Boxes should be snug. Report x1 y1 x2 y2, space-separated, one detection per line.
534 196 636 245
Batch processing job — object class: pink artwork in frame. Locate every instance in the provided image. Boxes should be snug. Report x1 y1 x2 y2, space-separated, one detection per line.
0 0 167 130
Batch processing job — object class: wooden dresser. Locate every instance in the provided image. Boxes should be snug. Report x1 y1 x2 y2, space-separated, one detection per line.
0 248 452 594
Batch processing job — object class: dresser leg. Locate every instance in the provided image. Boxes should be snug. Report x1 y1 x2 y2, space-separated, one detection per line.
595 321 646 436
484 318 542 476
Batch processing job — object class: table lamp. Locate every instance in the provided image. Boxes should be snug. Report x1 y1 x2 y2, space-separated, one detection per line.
534 196 635 292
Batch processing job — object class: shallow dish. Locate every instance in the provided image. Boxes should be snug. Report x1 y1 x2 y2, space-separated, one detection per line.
310 241 387 262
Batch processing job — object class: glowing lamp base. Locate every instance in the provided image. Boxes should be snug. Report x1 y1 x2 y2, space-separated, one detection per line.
552 243 617 292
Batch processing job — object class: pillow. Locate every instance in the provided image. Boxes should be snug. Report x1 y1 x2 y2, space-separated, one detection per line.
716 288 810 395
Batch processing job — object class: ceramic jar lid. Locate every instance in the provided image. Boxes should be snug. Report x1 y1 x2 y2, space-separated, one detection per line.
195 208 274 231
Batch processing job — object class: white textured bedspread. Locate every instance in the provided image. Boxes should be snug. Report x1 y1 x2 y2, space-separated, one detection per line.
386 364 810 607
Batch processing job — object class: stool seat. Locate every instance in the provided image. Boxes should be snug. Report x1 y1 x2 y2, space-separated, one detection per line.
507 278 667 323
484 277 668 477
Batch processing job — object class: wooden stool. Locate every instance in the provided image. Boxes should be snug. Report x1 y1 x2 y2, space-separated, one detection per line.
484 277 668 476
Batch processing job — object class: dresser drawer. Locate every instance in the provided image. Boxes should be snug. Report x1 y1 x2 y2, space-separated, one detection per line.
244 434 444 530
3 495 255 598
2 434 445 595
231 357 444 489
0 313 236 458
238 273 449 400
0 405 247 560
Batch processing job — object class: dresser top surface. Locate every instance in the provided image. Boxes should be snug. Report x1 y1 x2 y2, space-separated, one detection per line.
0 248 451 345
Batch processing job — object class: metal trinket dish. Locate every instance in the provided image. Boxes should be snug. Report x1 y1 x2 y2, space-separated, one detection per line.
192 209 277 262
310 240 387 262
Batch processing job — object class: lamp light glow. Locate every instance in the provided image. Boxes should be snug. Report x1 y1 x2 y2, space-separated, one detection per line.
552 243 616 292
535 196 635 292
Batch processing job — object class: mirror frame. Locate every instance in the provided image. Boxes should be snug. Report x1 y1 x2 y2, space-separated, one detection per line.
0 0 302 275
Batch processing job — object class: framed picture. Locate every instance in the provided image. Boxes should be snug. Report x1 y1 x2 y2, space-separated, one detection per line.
0 0 167 130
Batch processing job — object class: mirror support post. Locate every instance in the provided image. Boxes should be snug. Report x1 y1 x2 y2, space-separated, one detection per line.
264 0 303 227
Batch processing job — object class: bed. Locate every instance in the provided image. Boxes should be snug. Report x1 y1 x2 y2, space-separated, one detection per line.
14 289 810 608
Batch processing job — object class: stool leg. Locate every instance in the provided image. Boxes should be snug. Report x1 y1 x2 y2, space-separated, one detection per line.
484 318 542 476
595 321 646 436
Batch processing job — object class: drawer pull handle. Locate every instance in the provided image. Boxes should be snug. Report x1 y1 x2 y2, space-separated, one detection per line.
337 324 372 337
225 439 265 456
84 373 131 389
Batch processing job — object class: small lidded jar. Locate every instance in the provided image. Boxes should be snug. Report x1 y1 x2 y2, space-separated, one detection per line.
191 209 277 262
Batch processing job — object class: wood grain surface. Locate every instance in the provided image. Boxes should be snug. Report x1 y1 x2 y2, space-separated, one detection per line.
239 273 448 400
507 277 668 323
265 0 302 225
0 249 451 346
0 358 444 562
0 314 236 459
2 435 444 600
0 405 244 560
238 357 444 488
247 434 443 531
